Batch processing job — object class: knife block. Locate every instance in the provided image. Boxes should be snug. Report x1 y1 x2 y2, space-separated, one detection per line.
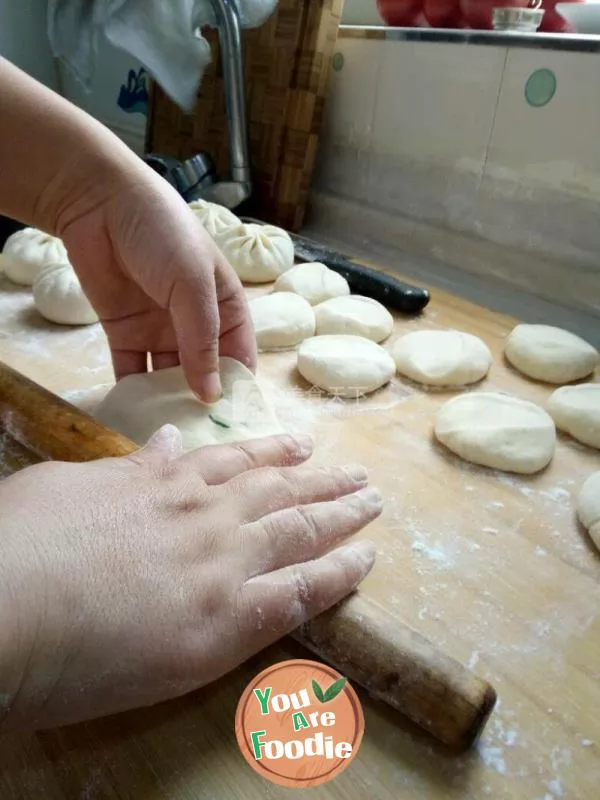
146 0 344 232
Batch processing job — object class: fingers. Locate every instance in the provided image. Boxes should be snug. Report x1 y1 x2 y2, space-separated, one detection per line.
241 486 383 576
225 462 369 524
111 349 147 382
176 433 314 485
127 424 184 467
169 270 222 404
214 258 257 373
152 352 180 371
238 540 377 648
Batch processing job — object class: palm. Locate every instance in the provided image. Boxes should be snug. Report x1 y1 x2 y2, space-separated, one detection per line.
61 177 255 397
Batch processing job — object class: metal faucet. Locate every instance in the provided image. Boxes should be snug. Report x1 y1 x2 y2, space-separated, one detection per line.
144 0 252 209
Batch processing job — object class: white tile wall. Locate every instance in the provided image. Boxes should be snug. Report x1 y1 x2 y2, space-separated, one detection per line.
486 48 600 198
473 48 600 266
371 41 505 169
312 34 600 316
322 39 382 150
317 37 506 230
314 35 600 271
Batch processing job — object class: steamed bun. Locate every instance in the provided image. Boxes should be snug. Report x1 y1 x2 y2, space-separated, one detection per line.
188 200 240 238
1 227 68 286
216 223 295 283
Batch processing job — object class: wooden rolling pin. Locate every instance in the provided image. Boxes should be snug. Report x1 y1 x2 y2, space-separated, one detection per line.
0 360 497 752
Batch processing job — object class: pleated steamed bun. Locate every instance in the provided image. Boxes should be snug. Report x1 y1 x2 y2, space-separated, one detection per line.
216 223 295 283
1 227 68 286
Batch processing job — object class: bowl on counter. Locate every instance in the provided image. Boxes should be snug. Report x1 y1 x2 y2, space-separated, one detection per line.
492 6 545 30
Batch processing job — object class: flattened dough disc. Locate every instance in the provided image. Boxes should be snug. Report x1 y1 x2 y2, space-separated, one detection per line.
96 358 283 451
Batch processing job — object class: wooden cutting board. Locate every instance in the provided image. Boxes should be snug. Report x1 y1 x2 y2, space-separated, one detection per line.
0 263 599 799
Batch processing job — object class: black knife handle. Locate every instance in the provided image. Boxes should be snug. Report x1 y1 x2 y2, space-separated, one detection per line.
240 217 430 314
286 234 430 314
322 257 430 315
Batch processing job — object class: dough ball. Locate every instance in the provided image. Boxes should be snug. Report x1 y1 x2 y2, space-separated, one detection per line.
577 471 600 550
216 223 294 283
249 292 315 351
434 392 556 474
505 324 598 384
393 329 492 387
1 227 67 286
33 262 98 326
547 383 600 450
188 199 240 238
297 334 395 397
314 295 394 343
96 358 283 451
273 262 350 305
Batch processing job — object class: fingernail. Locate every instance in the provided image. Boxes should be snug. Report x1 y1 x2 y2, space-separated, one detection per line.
295 434 314 458
155 424 181 441
146 425 183 457
343 464 369 484
357 486 384 510
340 540 378 570
200 372 222 404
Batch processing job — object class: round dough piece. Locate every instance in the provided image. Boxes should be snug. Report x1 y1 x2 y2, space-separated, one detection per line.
250 292 315 351
216 223 294 283
188 199 240 238
577 471 600 550
314 296 394 343
297 334 395 397
547 383 600 450
1 227 67 286
393 329 493 387
434 392 556 474
33 262 98 326
273 262 350 305
505 324 598 384
95 358 283 451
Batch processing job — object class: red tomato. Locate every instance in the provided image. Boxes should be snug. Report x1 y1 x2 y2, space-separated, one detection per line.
376 0 424 26
459 0 527 30
423 0 463 28
539 0 584 33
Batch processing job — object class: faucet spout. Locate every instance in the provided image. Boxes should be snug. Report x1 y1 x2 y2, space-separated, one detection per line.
209 0 252 193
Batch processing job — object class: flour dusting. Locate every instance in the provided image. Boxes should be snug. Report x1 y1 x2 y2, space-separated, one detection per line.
2 274 600 796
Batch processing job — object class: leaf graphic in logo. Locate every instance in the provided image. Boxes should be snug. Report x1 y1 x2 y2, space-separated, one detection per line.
312 679 325 703
323 677 347 703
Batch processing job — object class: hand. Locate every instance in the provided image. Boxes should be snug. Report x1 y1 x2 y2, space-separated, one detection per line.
0 428 381 731
0 57 254 402
59 168 255 403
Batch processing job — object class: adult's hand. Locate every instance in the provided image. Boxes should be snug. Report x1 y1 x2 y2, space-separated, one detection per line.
0 429 381 731
60 172 255 403
0 56 255 402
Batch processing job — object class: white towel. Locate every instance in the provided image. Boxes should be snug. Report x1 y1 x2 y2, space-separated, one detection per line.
48 0 277 111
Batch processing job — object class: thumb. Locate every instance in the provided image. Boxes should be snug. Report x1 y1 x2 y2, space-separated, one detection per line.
138 424 184 462
169 277 222 404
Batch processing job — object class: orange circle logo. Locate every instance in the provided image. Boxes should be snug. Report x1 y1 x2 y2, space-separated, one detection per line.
235 659 364 788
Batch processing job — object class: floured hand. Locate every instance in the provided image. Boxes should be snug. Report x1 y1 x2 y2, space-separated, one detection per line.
0 429 381 731
59 171 256 403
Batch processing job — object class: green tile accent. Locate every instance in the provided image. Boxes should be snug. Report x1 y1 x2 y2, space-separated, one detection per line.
525 68 557 108
332 52 345 72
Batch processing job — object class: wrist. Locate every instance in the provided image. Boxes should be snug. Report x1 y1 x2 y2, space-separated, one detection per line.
0 555 28 731
0 481 47 732
0 56 145 237
40 128 143 241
